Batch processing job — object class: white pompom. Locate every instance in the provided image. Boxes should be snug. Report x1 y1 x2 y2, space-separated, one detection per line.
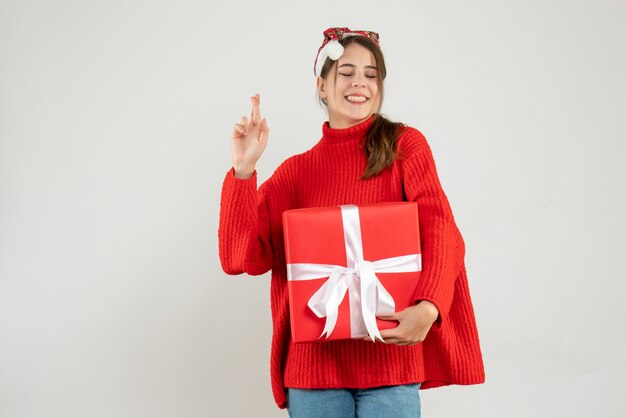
326 40 344 60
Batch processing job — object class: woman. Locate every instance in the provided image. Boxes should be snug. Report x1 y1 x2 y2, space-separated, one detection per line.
219 27 485 417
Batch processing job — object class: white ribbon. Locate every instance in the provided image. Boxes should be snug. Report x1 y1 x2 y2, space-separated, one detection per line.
286 205 421 342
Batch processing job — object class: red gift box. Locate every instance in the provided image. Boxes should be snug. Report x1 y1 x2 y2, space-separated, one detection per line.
282 202 422 343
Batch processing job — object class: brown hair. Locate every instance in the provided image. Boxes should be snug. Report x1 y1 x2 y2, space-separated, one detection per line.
317 34 406 180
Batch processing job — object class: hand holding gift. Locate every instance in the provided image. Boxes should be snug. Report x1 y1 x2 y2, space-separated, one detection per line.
364 300 439 346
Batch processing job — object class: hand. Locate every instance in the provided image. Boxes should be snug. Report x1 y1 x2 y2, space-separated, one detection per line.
363 300 439 346
231 93 269 177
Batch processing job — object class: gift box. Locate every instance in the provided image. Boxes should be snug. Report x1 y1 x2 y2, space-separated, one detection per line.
282 201 422 343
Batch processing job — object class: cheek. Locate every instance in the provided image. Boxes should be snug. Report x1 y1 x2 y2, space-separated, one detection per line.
371 88 380 104
337 77 353 90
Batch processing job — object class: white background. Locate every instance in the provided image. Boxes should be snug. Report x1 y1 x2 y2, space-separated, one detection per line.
1 0 625 417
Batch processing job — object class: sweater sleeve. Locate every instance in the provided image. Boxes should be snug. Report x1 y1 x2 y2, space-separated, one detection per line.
218 167 274 276
401 131 466 327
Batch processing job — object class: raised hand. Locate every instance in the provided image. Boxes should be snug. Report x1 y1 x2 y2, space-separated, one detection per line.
231 93 269 178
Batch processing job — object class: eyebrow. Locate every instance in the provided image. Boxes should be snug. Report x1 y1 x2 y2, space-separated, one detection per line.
338 64 378 70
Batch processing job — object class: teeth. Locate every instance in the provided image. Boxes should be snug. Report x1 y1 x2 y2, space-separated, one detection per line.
346 95 367 102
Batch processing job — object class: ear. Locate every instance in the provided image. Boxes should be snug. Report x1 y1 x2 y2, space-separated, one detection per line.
316 76 326 97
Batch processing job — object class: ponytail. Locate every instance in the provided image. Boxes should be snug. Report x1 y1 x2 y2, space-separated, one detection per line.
360 113 406 180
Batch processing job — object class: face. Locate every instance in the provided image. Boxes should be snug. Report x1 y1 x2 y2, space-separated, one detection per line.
317 43 381 129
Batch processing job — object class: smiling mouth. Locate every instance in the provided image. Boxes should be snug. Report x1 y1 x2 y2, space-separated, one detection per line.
345 95 369 103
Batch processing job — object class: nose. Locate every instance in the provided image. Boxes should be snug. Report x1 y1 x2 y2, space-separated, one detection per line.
351 74 366 87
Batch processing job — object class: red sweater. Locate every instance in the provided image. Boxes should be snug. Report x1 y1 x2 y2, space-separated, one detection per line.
218 114 485 409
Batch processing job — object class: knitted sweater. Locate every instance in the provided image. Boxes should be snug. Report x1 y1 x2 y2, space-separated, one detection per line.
218 114 485 409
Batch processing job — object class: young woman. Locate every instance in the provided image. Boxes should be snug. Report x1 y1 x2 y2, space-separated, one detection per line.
219 27 485 418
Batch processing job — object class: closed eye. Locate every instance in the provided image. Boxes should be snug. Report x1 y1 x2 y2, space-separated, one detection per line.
339 73 377 79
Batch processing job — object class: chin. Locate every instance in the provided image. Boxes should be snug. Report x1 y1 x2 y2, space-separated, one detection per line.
349 112 374 122
331 107 376 128
343 108 374 119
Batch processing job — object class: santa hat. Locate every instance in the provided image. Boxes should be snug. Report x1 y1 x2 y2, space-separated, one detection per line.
314 27 380 77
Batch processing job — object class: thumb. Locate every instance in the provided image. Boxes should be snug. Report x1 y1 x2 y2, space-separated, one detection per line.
377 311 400 321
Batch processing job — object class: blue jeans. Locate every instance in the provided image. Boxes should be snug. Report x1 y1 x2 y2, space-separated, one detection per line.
286 383 421 418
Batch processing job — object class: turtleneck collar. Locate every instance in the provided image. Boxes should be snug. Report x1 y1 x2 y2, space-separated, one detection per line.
319 114 376 145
